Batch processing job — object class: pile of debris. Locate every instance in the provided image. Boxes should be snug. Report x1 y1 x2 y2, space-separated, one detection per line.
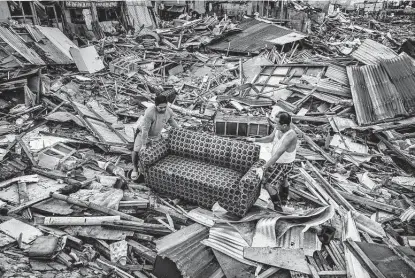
1 5 415 278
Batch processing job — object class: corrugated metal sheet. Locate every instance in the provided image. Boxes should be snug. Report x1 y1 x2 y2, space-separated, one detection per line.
208 19 306 54
301 75 351 97
155 223 221 278
275 226 321 257
351 39 397 65
325 64 349 86
126 0 155 28
201 223 257 266
0 26 45 65
347 66 376 125
348 63 408 125
381 53 415 114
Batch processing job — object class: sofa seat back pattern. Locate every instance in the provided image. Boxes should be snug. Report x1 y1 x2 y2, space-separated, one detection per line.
140 128 264 217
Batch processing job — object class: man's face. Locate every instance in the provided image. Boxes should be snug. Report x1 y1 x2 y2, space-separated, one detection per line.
276 117 288 131
156 103 167 114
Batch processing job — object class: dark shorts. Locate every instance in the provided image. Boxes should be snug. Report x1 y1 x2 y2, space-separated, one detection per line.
264 162 294 188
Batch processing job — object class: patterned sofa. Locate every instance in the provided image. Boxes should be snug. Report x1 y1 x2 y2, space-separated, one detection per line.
139 128 264 217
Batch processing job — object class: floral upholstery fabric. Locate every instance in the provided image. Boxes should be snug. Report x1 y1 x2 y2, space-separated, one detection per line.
141 128 262 217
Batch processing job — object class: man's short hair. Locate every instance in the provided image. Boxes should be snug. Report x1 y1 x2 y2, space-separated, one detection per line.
278 112 291 125
155 95 168 106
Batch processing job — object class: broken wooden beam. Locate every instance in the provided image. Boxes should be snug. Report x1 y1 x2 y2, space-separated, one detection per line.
0 175 38 189
376 133 415 169
50 192 143 223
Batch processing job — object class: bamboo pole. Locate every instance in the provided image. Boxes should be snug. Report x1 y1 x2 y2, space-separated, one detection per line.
35 216 121 226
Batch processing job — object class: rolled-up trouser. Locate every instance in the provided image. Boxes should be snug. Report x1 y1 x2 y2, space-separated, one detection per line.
133 130 160 152
263 162 294 194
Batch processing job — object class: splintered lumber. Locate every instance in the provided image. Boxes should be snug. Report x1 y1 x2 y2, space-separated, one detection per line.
134 233 154 242
101 219 171 235
127 239 157 263
376 133 415 169
339 191 404 215
34 216 121 226
345 239 386 278
50 192 143 223
306 161 355 211
170 103 211 119
292 124 336 164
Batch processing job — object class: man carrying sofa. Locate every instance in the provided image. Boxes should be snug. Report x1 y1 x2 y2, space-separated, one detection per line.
131 95 180 180
247 112 297 210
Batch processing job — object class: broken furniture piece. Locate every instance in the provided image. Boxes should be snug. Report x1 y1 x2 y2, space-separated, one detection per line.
214 112 272 137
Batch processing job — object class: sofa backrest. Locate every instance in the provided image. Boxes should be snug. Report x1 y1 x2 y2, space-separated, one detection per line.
168 128 260 173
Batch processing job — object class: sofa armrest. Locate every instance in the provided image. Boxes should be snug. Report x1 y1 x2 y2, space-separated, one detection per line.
238 160 266 215
139 139 169 169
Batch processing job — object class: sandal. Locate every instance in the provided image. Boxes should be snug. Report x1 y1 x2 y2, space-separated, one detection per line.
131 171 139 180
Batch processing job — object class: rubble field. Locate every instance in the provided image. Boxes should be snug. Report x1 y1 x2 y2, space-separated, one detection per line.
0 1 415 278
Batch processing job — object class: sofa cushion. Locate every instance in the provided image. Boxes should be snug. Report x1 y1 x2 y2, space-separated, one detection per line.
229 141 260 173
146 155 242 209
168 129 211 164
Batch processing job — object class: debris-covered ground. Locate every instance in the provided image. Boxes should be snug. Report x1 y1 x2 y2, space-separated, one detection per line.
1 1 415 278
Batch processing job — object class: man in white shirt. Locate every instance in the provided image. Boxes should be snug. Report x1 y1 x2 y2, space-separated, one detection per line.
247 112 297 209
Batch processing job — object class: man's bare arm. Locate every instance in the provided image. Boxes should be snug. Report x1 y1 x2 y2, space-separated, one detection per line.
252 129 277 143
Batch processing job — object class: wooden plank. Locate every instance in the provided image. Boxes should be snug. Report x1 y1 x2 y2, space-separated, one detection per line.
339 191 404 215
